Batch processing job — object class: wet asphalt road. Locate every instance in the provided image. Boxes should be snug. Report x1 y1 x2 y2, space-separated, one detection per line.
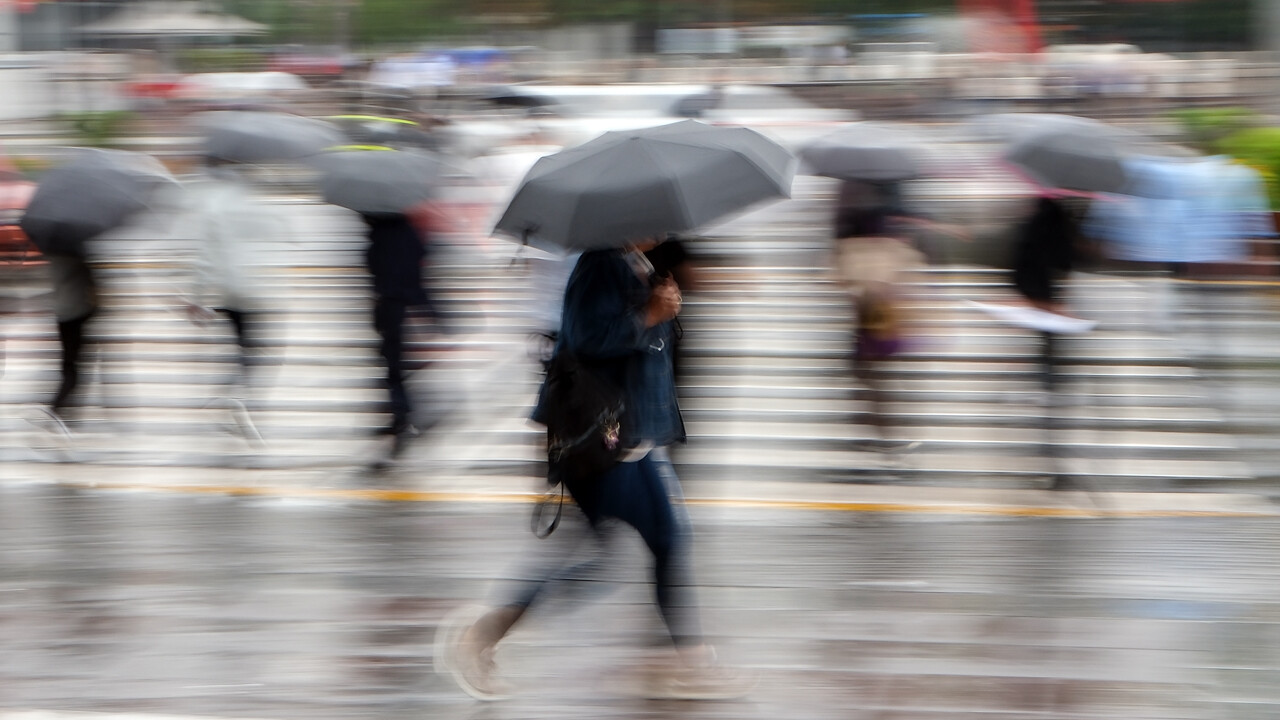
2 482 1279 720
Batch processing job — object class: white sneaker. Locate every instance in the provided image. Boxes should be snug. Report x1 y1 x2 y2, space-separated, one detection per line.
434 606 513 701
228 399 264 447
644 648 757 701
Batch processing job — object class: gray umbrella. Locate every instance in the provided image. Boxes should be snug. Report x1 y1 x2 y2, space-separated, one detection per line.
968 113 1109 142
1002 126 1131 194
798 122 931 182
996 114 1196 194
493 120 795 253
199 111 347 164
20 149 174 257
308 149 440 215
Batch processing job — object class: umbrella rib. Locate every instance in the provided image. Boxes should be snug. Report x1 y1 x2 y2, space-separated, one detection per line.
635 138 696 230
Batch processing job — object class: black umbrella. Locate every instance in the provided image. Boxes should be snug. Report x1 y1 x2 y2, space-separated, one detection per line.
199 111 347 164
308 149 440 215
493 120 795 253
798 122 934 182
20 149 173 257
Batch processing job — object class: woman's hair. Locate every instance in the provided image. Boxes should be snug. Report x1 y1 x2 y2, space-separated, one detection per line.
835 206 888 238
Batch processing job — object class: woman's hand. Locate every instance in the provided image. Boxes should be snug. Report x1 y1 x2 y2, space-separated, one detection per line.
644 279 682 328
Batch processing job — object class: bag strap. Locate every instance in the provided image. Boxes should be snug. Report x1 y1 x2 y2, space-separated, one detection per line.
531 481 565 539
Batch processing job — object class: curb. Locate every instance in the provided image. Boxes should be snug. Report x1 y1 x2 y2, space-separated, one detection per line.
2 464 1275 519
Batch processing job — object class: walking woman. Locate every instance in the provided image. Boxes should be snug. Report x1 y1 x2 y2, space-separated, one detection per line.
436 240 751 701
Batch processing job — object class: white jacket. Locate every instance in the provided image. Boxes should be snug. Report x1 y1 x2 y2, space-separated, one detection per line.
184 169 288 311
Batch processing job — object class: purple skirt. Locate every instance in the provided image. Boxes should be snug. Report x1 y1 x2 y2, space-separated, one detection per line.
855 329 903 361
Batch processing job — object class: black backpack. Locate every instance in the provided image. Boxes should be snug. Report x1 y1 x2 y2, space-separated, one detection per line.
532 349 627 537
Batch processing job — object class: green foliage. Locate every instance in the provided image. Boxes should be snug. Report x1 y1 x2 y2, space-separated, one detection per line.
1170 107 1260 154
59 111 138 148
353 0 467 44
176 48 267 74
1218 128 1280 209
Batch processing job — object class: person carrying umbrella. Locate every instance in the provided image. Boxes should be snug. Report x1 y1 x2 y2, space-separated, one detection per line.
363 211 432 439
437 121 791 701
44 250 99 421
833 205 925 455
182 156 290 440
184 112 339 439
20 149 174 424
307 148 441 442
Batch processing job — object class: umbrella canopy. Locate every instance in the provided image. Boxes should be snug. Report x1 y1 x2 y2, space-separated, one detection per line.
969 113 1107 142
198 111 347 164
20 149 173 257
493 120 795 253
990 113 1196 193
1003 127 1131 194
327 115 438 151
308 149 440 215
798 122 934 182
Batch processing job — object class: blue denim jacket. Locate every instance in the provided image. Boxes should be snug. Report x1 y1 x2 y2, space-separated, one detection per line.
531 249 685 448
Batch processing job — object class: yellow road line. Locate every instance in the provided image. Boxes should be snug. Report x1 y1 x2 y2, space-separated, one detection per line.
46 480 1277 519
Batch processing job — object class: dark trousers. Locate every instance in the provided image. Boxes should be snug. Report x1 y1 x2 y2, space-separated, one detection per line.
509 451 701 648
215 308 255 372
373 298 411 423
1039 331 1058 392
53 310 95 411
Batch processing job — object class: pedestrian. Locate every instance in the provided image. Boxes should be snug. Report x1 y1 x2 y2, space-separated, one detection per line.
436 241 752 701
361 211 431 440
45 251 99 423
1010 194 1091 394
833 206 924 454
183 157 285 438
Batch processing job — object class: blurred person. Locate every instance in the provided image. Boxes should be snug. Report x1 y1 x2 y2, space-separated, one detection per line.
361 211 432 442
44 251 99 423
436 241 752 701
183 157 288 441
1011 195 1082 396
833 206 925 454
835 179 968 263
1008 194 1095 491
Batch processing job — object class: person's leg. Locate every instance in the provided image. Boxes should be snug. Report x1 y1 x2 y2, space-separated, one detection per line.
853 352 887 441
373 298 412 432
606 452 754 699
220 308 261 371
597 453 701 649
443 477 614 699
1040 330 1058 392
52 311 94 413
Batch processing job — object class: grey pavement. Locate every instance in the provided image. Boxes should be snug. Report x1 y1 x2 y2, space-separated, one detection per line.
2 481 1280 719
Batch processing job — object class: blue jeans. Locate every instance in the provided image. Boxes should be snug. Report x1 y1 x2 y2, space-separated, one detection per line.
506 449 701 647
